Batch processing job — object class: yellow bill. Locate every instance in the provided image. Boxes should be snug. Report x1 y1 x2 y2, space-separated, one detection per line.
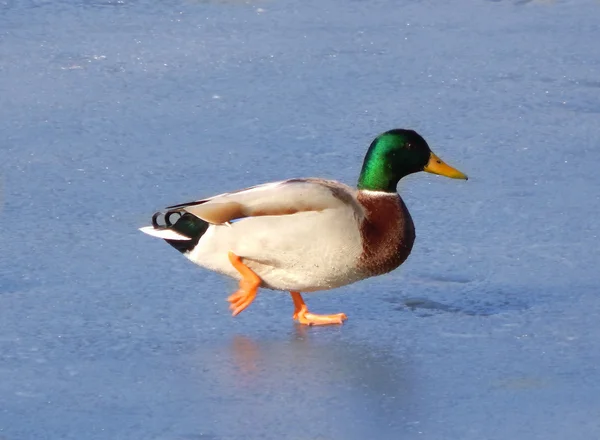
424 152 468 180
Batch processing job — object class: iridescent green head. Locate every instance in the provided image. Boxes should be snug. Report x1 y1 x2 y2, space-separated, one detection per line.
357 129 468 192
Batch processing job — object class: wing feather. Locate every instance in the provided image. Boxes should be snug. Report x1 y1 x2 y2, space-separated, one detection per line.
165 178 362 224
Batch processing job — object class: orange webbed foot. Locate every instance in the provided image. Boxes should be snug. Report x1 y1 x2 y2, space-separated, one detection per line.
227 251 261 317
290 291 347 326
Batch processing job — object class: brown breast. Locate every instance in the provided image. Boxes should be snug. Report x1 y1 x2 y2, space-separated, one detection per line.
357 192 416 276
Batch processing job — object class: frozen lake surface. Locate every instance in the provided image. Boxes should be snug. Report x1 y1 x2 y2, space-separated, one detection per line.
1 0 600 439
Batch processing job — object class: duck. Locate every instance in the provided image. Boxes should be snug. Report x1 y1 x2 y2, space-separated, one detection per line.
139 128 468 326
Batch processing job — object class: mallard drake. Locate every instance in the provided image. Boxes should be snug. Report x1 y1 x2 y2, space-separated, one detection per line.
140 129 467 325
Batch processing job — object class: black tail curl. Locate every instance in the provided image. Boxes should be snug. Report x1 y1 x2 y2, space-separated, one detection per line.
152 209 185 230
151 209 210 254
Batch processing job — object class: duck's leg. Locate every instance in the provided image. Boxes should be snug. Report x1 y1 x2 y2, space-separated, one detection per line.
290 291 347 326
227 251 261 316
